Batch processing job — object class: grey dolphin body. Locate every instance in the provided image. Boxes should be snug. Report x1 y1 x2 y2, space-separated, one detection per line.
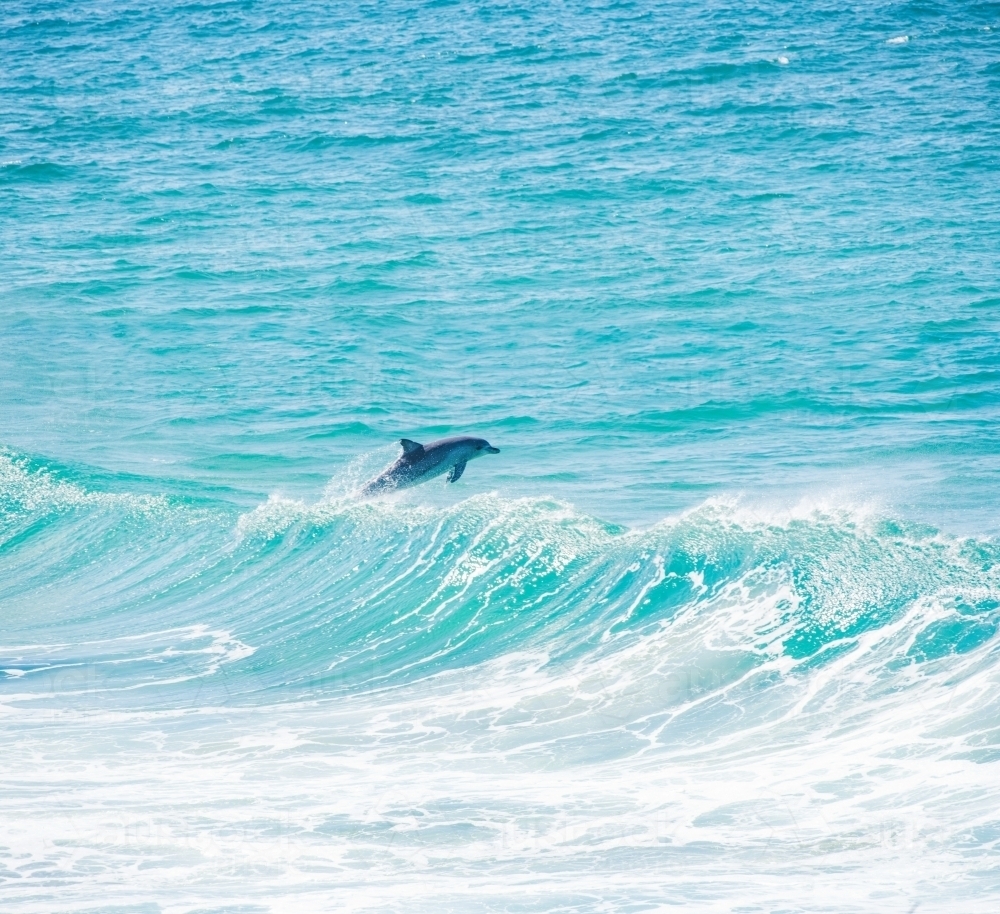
360 436 500 497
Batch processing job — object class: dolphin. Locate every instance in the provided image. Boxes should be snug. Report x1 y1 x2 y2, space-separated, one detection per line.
359 436 500 496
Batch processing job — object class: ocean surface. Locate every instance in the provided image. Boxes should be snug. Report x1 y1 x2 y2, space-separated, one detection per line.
3 0 1000 910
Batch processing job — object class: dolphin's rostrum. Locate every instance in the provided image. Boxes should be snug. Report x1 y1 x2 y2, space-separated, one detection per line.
359 436 500 496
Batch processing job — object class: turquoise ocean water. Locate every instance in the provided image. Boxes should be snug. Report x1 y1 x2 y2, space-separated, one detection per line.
3 1 1000 910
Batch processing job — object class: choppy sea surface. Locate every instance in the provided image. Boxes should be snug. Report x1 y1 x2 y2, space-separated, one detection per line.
3 1 1000 910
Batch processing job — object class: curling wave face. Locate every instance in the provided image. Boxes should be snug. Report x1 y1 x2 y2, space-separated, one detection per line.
5 448 999 711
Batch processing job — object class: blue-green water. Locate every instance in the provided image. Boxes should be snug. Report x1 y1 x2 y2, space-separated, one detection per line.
3 1 1000 910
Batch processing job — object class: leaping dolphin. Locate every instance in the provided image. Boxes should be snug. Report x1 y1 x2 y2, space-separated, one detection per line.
359 436 500 497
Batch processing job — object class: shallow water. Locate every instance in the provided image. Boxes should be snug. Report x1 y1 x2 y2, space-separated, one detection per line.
3 0 1000 910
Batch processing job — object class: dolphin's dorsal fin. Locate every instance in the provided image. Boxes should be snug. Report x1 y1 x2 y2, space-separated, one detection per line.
399 438 424 456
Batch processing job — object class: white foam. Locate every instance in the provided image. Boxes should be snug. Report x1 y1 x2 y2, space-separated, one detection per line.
0 625 255 701
887 35 909 45
4 605 998 911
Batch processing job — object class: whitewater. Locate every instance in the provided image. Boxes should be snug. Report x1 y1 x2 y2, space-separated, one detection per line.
3 0 1000 911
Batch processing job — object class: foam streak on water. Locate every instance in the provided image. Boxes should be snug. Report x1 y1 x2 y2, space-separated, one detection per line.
2 0 1000 910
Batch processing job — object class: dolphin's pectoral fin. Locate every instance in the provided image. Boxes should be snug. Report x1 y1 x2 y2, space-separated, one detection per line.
448 461 466 483
400 438 424 456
